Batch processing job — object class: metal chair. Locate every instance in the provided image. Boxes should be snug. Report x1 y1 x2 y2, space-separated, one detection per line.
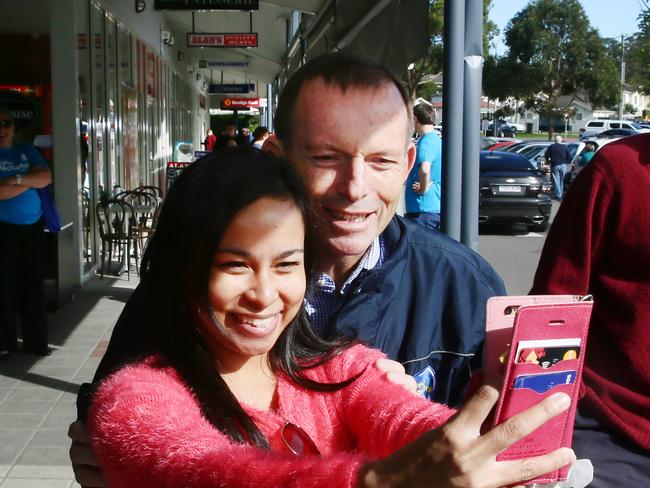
119 191 158 258
95 199 138 280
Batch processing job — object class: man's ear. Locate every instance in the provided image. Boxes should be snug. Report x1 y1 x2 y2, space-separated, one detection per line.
261 133 285 157
403 142 416 180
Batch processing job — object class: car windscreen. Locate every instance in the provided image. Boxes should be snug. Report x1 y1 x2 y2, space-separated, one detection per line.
519 145 546 158
480 153 536 172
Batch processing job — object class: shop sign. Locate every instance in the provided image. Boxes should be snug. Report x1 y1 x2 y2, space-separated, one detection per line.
155 0 259 10
0 85 44 98
220 97 260 109
203 60 249 69
0 89 37 129
208 83 255 94
187 33 257 48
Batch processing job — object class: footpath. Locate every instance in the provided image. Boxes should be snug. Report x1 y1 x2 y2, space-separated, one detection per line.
0 275 137 487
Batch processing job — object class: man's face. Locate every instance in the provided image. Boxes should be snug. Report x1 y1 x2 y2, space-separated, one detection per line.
225 125 236 137
283 78 415 264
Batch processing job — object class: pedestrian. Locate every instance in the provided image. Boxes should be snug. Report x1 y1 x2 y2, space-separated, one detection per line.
214 121 237 150
0 105 52 359
405 103 442 231
252 126 269 149
531 133 650 487
577 141 597 168
236 126 253 146
84 147 574 488
202 129 217 152
545 135 570 199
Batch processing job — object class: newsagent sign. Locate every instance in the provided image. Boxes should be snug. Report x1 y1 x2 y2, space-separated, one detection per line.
187 33 257 48
155 0 259 10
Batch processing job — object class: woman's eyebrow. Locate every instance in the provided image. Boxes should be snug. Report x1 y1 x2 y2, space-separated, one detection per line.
215 248 303 258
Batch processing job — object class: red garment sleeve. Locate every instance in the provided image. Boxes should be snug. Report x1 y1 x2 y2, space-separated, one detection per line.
338 346 456 458
88 363 369 488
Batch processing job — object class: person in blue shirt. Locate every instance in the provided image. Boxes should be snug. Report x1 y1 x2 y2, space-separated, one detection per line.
0 106 53 359
405 103 442 231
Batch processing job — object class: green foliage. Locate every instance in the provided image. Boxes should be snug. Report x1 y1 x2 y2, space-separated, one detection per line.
496 0 618 137
624 103 637 115
634 5 650 93
403 0 498 100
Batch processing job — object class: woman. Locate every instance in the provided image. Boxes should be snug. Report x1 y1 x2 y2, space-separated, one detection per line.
87 148 574 487
0 106 52 359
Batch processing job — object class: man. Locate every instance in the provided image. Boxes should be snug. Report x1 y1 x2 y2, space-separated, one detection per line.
70 54 574 487
531 133 650 487
405 103 442 231
252 126 269 149
214 121 237 150
236 126 253 146
545 135 570 199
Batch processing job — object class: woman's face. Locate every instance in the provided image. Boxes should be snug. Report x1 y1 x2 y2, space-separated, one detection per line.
0 114 15 149
202 196 306 370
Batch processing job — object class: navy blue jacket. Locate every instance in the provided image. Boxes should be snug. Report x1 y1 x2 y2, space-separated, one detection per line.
328 216 505 406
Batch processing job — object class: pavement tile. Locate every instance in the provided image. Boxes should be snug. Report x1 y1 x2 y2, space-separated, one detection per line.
0 415 44 429
8 447 74 479
30 430 71 448
40 414 76 431
0 480 73 487
0 400 55 415
1 430 34 447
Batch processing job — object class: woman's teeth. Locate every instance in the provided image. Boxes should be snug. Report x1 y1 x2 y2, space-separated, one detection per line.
236 314 276 329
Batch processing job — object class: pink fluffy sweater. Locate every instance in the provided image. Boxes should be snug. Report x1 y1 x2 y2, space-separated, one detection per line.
88 344 455 487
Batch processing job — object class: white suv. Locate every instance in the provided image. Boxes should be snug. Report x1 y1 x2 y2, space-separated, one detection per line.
579 119 646 139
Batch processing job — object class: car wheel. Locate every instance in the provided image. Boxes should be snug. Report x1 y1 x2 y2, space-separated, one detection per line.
529 219 549 233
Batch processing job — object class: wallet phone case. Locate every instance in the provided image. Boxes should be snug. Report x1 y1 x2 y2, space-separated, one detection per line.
485 295 593 485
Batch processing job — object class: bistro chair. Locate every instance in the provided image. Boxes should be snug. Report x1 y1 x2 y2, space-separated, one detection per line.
95 199 138 280
118 190 159 257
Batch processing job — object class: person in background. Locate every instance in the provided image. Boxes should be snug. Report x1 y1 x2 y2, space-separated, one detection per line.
0 105 53 359
405 103 442 231
530 133 650 487
86 147 574 488
577 141 596 168
252 126 270 149
202 129 217 152
545 135 570 200
215 121 238 151
236 126 253 146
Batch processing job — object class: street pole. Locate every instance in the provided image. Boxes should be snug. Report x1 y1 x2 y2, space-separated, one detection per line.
619 34 626 119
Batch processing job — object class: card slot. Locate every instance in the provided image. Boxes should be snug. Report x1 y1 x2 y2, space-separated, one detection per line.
498 381 575 421
509 358 580 375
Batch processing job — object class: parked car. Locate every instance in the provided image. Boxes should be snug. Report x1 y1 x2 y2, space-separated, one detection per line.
479 151 553 232
486 120 520 137
578 119 650 139
583 128 637 139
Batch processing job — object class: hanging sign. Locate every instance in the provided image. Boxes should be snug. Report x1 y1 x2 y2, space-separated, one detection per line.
155 0 259 10
221 97 260 109
208 83 255 94
187 33 257 48
199 60 250 69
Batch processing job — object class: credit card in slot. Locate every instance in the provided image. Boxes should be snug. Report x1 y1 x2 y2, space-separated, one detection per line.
515 338 581 368
513 370 577 394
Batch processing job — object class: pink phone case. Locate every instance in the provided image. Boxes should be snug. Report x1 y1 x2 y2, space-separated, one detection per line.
485 296 593 485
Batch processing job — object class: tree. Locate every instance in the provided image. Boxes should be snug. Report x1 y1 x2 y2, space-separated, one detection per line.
633 0 650 93
403 0 499 101
499 0 618 138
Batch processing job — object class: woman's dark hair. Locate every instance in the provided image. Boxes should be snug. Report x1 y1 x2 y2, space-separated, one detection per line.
140 147 354 448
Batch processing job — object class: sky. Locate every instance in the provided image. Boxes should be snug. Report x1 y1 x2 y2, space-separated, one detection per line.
489 0 645 55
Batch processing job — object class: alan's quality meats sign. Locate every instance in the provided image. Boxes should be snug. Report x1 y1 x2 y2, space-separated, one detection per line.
187 33 257 48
